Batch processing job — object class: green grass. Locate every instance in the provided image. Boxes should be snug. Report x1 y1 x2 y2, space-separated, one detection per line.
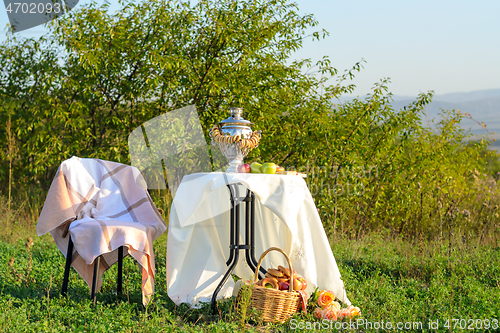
0 230 499 332
330 234 500 332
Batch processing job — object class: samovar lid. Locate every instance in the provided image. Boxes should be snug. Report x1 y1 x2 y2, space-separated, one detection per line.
219 107 252 127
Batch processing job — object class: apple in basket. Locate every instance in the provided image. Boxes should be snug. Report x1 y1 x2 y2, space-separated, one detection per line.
292 278 303 291
297 277 307 290
279 281 290 291
237 163 251 173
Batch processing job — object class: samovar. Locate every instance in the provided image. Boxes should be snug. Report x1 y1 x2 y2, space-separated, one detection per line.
209 107 261 173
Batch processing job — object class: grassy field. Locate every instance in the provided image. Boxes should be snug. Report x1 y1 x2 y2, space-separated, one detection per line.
0 221 499 332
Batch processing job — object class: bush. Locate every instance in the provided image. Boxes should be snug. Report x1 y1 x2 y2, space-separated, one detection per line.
0 0 498 241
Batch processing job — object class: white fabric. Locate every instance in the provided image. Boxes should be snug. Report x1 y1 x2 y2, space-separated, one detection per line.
37 156 167 305
166 172 350 307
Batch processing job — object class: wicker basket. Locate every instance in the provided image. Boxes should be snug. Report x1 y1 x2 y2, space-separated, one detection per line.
247 247 301 323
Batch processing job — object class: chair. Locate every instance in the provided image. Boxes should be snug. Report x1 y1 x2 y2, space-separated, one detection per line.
61 235 125 302
36 157 167 305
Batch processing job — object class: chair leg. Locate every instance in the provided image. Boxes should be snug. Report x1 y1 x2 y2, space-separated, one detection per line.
61 236 73 296
91 256 100 304
117 246 123 294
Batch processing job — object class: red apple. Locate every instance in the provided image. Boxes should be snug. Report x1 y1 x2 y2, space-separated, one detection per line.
292 278 302 291
237 163 251 173
297 277 307 290
279 281 290 291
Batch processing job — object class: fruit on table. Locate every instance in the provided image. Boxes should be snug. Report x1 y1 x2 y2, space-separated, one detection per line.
250 162 262 173
261 162 277 174
237 163 250 173
276 166 285 173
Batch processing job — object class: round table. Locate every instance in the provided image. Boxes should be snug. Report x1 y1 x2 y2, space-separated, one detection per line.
166 172 351 308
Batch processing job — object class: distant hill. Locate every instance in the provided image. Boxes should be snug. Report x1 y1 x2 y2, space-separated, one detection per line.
339 89 500 149
432 89 500 103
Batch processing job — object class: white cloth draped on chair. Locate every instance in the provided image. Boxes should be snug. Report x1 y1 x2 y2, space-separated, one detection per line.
37 156 167 305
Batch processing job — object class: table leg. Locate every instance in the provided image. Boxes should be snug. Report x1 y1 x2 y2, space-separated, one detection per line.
211 184 240 313
245 190 266 279
225 188 236 266
211 183 267 314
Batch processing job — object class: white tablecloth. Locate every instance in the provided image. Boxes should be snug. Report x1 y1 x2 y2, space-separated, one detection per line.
166 172 350 307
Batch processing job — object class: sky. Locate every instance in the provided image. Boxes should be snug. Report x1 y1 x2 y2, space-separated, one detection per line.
1 0 499 97
291 0 500 97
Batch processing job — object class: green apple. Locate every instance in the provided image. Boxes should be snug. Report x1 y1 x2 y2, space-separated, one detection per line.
250 162 262 173
261 162 277 174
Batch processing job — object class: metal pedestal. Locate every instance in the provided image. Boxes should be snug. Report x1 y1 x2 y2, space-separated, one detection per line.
211 183 267 313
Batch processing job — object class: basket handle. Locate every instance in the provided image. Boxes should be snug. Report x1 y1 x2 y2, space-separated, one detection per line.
253 247 295 292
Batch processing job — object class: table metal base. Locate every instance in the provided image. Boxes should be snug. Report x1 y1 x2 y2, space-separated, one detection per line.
211 183 267 313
